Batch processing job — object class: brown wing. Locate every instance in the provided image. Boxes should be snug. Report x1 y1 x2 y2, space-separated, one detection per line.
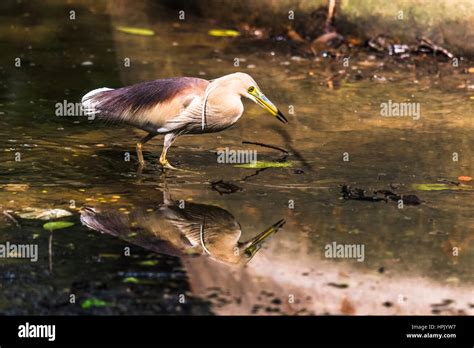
82 77 208 132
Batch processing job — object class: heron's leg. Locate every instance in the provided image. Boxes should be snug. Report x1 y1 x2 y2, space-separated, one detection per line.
161 174 173 205
159 133 178 169
136 133 156 167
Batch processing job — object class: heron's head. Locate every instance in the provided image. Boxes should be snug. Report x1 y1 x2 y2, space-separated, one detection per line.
239 218 286 262
214 72 288 124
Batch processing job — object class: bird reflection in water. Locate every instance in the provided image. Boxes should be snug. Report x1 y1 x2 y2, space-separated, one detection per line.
80 189 285 265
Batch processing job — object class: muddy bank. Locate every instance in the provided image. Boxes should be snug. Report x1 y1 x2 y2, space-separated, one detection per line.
164 0 474 57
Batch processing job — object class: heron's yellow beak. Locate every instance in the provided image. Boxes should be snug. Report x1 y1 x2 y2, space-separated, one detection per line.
244 219 286 258
249 89 288 124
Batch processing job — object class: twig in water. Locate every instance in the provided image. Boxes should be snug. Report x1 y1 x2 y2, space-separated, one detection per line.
241 168 267 182
418 37 454 59
49 231 54 274
3 210 20 229
242 141 289 155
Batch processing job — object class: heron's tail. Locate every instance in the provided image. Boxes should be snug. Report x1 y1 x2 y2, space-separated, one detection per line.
81 87 114 119
79 205 130 238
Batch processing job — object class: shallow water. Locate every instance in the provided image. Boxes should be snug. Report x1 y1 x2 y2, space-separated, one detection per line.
0 1 473 315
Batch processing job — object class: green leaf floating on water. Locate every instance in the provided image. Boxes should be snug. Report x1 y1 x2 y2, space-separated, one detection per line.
235 161 293 169
81 298 108 309
208 29 240 37
412 184 474 191
139 260 160 266
98 253 120 259
42 221 75 230
123 277 139 284
116 26 155 36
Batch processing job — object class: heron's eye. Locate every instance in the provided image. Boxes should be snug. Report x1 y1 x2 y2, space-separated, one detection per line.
247 86 255 93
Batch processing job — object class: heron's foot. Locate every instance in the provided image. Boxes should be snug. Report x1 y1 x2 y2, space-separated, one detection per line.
159 158 178 170
159 158 199 174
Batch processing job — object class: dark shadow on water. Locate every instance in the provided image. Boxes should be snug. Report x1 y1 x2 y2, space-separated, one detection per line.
269 125 313 171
